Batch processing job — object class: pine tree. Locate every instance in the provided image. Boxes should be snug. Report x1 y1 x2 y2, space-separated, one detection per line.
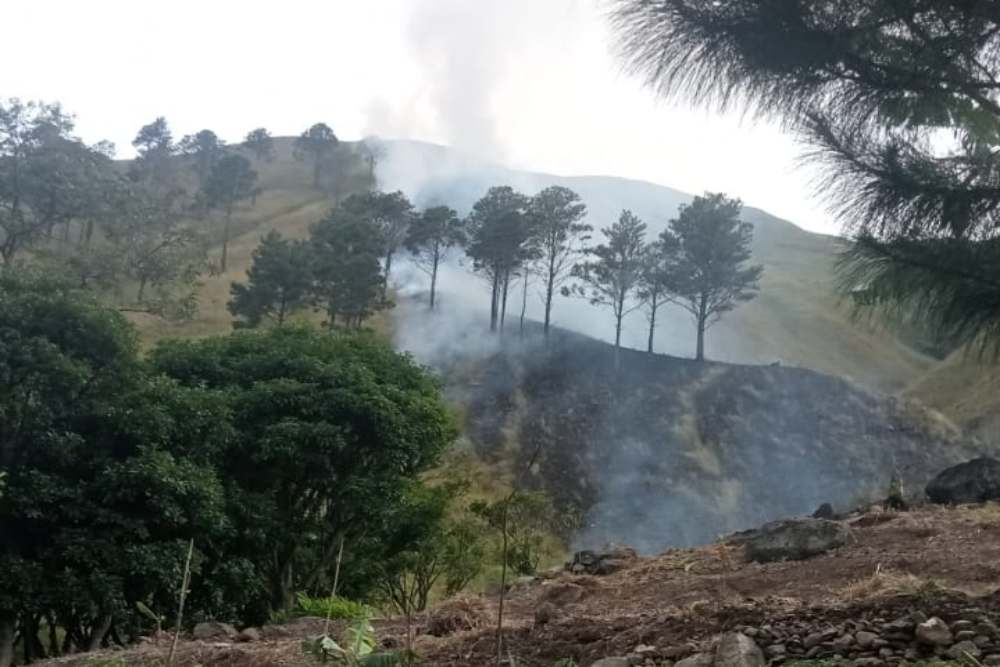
228 231 313 327
611 0 1000 353
405 205 465 309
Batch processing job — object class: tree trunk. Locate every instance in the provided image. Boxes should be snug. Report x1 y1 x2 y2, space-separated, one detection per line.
520 274 529 335
614 311 624 371
489 274 499 331
88 614 113 652
500 270 511 332
429 257 438 310
137 277 148 304
543 269 554 337
383 249 393 298
272 558 295 613
696 293 708 361
46 614 59 658
647 295 657 354
221 208 232 272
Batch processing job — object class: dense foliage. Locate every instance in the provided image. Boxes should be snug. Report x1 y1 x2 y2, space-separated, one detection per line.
0 277 456 667
611 0 1000 354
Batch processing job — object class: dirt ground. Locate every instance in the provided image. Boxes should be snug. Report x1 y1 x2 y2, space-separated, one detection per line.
36 503 1000 667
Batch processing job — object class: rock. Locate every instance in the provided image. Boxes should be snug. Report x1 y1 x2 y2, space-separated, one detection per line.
674 652 714 667
853 658 882 667
878 648 894 659
882 618 914 634
591 659 631 667
540 582 586 606
236 627 260 642
765 644 786 658
192 621 237 640
813 503 836 519
534 602 556 626
977 621 999 637
976 635 993 648
916 617 953 646
663 645 697 659
949 640 983 660
856 631 879 648
831 634 855 652
926 457 1000 504
569 546 638 576
984 654 1000 666
510 575 537 590
715 632 765 667
744 518 851 562
954 620 976 632
957 630 978 641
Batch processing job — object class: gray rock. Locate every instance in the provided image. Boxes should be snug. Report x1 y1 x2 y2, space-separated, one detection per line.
765 644 786 658
236 627 260 642
954 620 976 632
853 658 882 667
975 635 993 648
916 617 953 646
744 518 851 562
949 640 983 660
716 632 764 667
927 457 1000 504
856 631 879 648
831 635 855 652
192 621 237 640
983 654 1000 667
882 618 914 633
957 630 978 641
675 652 714 667
591 659 631 667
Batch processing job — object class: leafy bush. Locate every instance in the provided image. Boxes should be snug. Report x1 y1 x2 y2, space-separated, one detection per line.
302 617 410 666
294 593 370 621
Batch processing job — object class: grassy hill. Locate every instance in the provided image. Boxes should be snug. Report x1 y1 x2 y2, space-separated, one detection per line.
160 137 934 394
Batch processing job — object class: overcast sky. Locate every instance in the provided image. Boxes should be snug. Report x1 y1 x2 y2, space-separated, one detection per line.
1 0 836 234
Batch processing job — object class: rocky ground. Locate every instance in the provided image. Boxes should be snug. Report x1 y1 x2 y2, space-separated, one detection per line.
37 498 1000 667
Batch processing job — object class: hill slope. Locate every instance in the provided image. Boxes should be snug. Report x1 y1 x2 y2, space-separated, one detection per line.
403 311 986 552
155 138 932 393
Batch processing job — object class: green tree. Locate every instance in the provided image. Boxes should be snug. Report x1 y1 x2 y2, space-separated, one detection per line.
294 122 339 189
404 204 464 309
529 186 591 336
228 231 313 327
567 210 647 357
465 186 534 332
0 98 76 263
204 153 258 271
129 116 177 192
310 203 390 328
0 274 228 667
611 0 1000 354
637 232 680 355
243 127 275 163
179 129 226 188
150 326 455 613
668 194 762 361
341 191 414 295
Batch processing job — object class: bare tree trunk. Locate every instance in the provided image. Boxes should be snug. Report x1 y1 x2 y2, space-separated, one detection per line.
490 274 500 331
221 209 232 272
500 270 511 332
137 277 148 303
167 540 195 667
544 256 556 336
647 295 657 354
614 311 624 371
429 257 438 310
696 294 708 361
87 614 113 652
495 502 510 667
520 273 529 335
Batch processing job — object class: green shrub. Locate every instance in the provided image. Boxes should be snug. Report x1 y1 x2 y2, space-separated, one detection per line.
294 593 370 621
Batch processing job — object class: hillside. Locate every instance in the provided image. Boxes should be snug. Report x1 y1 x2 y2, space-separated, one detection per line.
151 138 933 393
410 314 985 552
39 502 1000 667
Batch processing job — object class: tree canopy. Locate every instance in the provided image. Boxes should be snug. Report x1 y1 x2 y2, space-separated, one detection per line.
228 230 313 327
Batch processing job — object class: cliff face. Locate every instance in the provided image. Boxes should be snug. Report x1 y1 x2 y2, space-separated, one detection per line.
449 330 986 552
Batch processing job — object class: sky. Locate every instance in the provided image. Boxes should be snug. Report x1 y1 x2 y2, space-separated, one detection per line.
0 0 836 235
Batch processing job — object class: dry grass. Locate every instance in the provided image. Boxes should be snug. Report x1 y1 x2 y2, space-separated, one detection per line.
961 502 1000 529
837 568 943 602
425 596 490 637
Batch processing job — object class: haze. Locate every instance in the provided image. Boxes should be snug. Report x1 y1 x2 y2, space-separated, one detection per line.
0 0 835 234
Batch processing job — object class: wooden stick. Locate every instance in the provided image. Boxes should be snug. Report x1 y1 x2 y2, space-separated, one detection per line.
167 539 194 667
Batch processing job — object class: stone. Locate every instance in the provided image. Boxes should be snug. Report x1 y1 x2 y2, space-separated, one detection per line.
675 652 714 667
957 630 978 641
805 629 838 648
663 645 697 659
926 457 1000 504
978 621 999 637
831 635 855 652
192 621 237 640
878 648 894 659
591 659 631 667
856 631 879 648
976 635 993 648
882 618 914 633
915 618 953 646
949 641 983 660
715 632 765 667
983 654 1000 666
853 658 882 667
744 518 851 562
813 503 836 519
569 546 638 576
534 602 557 626
766 644 787 658
236 627 260 642
953 620 975 631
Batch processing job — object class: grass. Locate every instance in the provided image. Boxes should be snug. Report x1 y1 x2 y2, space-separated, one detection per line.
838 568 944 602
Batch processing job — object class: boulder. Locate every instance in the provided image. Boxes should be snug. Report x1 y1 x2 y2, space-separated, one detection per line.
926 457 1000 504
716 632 764 667
813 503 836 519
915 617 953 646
591 659 631 667
856 631 879 648
192 621 237 640
236 627 260 642
568 546 638 575
949 640 983 660
675 652 714 667
534 602 556 627
744 518 851 562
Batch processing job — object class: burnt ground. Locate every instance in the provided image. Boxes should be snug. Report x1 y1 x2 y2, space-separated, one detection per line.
36 503 1000 667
